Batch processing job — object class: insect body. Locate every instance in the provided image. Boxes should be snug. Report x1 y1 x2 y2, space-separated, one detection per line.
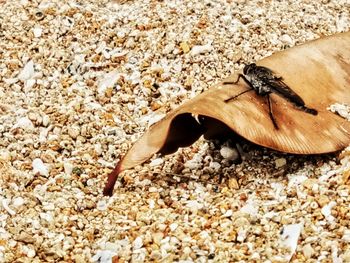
224 63 318 129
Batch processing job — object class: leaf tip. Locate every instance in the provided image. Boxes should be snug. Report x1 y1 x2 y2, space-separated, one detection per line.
103 161 122 196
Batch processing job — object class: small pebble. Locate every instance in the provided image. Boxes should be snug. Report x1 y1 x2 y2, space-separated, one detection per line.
97 70 121 95
149 158 164 167
33 26 42 38
96 200 108 211
228 178 239 190
190 42 212 56
152 232 164 246
220 146 239 161
169 223 178 231
275 158 287 168
12 197 24 207
42 115 50 127
1 1 348 262
209 161 221 170
68 126 80 139
321 201 336 221
280 34 294 46
32 158 49 177
18 60 35 81
133 236 143 250
64 161 74 175
13 117 34 130
302 243 314 259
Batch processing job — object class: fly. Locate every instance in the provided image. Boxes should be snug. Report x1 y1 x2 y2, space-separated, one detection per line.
224 63 318 129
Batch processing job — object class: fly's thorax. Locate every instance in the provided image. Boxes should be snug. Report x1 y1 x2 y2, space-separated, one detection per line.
258 85 272 95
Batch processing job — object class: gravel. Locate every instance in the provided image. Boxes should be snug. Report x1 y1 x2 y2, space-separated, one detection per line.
1 0 350 262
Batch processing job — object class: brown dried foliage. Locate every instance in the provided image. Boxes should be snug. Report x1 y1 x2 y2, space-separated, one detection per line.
104 32 350 196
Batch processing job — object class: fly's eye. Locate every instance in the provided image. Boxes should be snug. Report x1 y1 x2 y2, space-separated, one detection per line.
244 63 256 74
243 65 250 74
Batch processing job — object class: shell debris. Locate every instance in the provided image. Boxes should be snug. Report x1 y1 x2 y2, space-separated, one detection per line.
1 0 350 262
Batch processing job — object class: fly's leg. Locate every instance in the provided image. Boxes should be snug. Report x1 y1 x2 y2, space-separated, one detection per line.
224 74 255 102
267 95 279 129
224 88 253 102
223 74 245 85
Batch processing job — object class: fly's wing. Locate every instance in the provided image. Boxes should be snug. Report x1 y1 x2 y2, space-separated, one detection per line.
267 78 306 106
254 65 275 80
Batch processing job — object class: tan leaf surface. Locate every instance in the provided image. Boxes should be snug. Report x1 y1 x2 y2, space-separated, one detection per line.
104 32 350 196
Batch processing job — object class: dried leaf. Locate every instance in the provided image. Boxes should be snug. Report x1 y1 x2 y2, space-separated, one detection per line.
104 32 350 196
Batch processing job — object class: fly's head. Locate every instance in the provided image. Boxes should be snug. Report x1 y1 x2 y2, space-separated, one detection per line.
243 63 257 75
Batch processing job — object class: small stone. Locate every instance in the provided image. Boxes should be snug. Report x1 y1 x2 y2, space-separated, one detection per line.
0 150 11 161
64 161 74 175
98 70 121 95
302 243 314 259
133 236 143 249
220 146 239 161
18 60 35 81
321 201 336 220
342 229 350 242
251 252 260 260
169 223 178 231
43 202 55 211
12 197 24 207
85 200 95 210
303 179 318 190
32 158 49 177
342 169 350 183
234 217 250 227
209 161 221 170
162 42 175 54
190 42 212 56
316 195 329 207
73 255 85 263
28 111 38 122
33 26 42 38
92 250 116 263
24 246 36 258
68 126 80 139
2 199 16 215
42 115 50 127
183 246 191 256
125 38 136 48
280 34 294 46
184 160 201 170
336 13 349 32
180 42 190 53
105 87 113 98
149 158 164 167
222 209 233 217
343 249 350 262
72 167 83 176
123 174 134 185
237 229 247 242
96 200 108 211
150 101 162 111
15 232 36 244
328 103 350 121
13 117 34 130
94 144 103 156
152 232 164 246
275 158 287 168
228 178 239 190
186 200 203 212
